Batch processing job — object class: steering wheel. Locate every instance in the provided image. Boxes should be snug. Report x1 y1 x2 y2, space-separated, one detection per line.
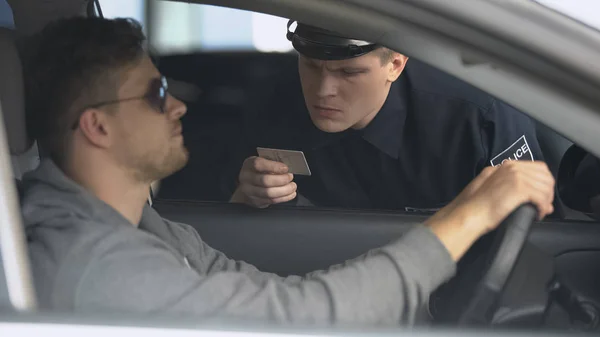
429 204 538 326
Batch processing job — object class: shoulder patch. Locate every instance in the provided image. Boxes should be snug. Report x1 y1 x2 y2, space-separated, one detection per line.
490 135 534 167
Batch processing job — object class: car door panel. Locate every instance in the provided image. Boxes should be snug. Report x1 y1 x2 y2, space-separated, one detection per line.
154 200 416 275
153 200 600 307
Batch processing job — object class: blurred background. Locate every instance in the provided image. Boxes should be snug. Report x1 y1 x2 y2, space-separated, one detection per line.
3 0 598 55
0 0 293 54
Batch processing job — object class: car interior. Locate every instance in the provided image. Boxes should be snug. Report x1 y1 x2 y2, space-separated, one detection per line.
2 0 600 333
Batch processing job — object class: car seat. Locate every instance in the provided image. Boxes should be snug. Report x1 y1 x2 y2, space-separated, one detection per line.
0 27 38 179
0 26 38 311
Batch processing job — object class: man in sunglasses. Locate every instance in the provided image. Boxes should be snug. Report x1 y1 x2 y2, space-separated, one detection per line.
21 17 555 324
229 22 545 211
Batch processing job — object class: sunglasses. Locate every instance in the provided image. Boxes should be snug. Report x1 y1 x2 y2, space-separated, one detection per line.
71 76 168 130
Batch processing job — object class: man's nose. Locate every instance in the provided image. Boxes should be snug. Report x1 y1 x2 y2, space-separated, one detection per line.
316 74 338 98
167 93 187 119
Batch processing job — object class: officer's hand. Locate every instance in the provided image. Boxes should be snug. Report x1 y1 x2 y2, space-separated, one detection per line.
230 156 297 208
426 161 554 261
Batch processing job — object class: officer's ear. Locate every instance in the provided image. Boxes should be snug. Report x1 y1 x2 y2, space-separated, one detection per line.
387 52 408 82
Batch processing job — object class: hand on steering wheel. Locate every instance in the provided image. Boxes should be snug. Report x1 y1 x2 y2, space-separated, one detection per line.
426 161 554 325
429 204 539 326
458 203 538 325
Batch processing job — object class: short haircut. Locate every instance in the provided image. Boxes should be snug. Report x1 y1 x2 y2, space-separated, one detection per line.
376 47 396 65
21 16 146 166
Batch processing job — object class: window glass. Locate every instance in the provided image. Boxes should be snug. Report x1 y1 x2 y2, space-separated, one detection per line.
99 0 146 26
98 1 291 53
147 1 292 54
534 0 600 31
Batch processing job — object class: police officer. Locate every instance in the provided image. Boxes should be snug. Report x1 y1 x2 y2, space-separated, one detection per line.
229 21 544 211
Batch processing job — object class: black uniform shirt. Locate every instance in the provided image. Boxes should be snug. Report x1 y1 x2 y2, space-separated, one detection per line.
242 60 544 212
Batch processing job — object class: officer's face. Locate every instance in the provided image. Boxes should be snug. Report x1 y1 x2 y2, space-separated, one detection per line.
298 51 407 133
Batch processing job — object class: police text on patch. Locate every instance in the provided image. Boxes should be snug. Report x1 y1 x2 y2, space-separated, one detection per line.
490 135 534 167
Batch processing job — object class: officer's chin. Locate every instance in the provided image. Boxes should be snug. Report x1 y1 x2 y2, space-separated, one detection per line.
310 115 349 134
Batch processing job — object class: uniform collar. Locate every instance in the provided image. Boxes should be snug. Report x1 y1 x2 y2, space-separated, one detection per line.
360 78 407 159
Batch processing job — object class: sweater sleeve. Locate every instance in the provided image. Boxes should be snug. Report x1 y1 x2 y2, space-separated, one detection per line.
75 223 455 325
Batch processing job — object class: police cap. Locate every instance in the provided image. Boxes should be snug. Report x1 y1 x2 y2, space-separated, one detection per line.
286 20 380 61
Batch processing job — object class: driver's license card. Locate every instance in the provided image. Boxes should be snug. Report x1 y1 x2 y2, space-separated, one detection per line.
257 147 312 176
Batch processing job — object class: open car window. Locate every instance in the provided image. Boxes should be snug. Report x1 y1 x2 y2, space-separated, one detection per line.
115 1 584 221
106 1 600 222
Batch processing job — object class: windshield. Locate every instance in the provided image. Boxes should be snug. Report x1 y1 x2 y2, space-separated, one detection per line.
534 0 600 31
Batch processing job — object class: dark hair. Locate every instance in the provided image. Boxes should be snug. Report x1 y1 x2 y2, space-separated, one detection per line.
21 16 146 166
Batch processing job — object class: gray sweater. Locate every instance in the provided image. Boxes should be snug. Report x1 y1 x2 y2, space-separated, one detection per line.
21 159 456 325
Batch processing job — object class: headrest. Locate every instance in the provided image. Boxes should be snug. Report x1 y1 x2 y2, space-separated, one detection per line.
0 27 30 155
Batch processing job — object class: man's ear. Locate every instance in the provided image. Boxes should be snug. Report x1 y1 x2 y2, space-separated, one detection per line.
388 54 409 82
77 108 112 149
